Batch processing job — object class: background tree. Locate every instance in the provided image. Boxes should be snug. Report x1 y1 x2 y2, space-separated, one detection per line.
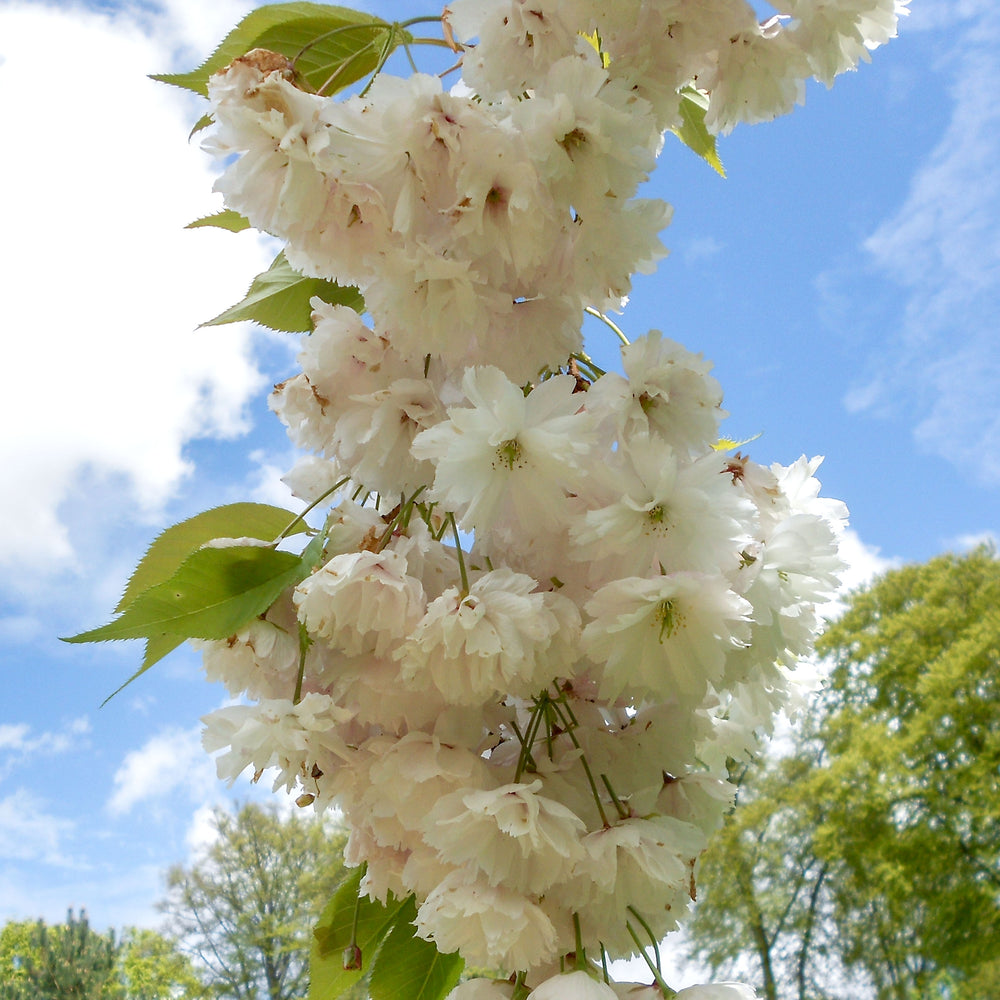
159 801 350 1000
686 545 1000 999
686 757 841 1000
0 909 122 1000
118 927 206 999
0 920 35 998
1 917 200 1000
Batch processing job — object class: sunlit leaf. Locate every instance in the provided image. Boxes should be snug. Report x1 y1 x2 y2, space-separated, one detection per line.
713 432 762 452
116 502 306 613
202 251 365 333
99 634 186 707
186 210 252 233
142 633 187 669
64 539 323 644
369 898 464 1000
579 29 609 69
671 89 725 177
311 867 414 1000
150 3 406 98
189 112 214 139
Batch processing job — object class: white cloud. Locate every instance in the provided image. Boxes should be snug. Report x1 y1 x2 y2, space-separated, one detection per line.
813 528 901 625
0 1 273 571
127 693 157 715
946 529 998 552
906 0 994 32
184 802 223 858
841 8 1000 483
0 725 30 752
0 790 76 866
247 448 301 508
107 726 216 816
683 235 725 263
0 717 92 782
0 860 168 929
147 0 255 58
836 527 900 594
0 615 45 645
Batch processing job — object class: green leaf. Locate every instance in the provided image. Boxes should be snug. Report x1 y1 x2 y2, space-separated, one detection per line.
671 89 725 177
189 112 214 139
713 432 762 452
202 251 364 333
99 635 186 707
311 868 413 1000
83 532 326 708
116 502 307 613
150 3 405 99
186 209 252 233
64 544 312 644
369 898 464 1000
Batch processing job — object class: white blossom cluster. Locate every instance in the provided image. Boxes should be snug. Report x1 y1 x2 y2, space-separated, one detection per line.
196 0 902 995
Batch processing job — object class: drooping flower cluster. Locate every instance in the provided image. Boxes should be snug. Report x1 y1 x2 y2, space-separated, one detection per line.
195 0 902 994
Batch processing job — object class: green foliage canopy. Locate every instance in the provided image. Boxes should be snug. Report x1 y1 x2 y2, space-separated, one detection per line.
0 913 200 1000
158 802 352 1000
687 545 1000 1000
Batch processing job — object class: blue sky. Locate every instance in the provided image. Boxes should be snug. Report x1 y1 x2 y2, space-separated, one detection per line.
0 0 997 985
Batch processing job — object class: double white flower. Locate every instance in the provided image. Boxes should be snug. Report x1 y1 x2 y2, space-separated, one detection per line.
195 0 905 994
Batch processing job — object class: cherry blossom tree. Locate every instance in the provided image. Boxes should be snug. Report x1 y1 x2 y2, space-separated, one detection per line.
67 3 909 999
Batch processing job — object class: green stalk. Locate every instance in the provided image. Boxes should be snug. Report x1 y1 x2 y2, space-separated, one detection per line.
514 700 548 782
292 623 311 705
356 27 397 97
374 487 427 550
585 306 630 346
509 716 537 778
573 913 587 970
397 15 448 30
447 512 470 595
511 972 531 1000
549 695 610 828
570 351 606 381
342 862 368 971
626 907 663 974
600 773 631 821
275 476 350 543
625 922 674 997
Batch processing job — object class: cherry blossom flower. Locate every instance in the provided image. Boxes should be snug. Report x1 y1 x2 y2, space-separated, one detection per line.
423 779 587 892
186 2 908 987
412 366 594 542
415 870 559 970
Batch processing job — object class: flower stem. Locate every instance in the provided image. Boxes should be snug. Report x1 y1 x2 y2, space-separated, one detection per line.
585 306 630 346
293 623 311 705
343 862 368 971
397 15 446 30
600 773 631 821
625 921 674 997
511 972 531 1000
573 913 587 970
627 907 663 973
275 476 350 543
373 487 427 551
447 512 470 595
549 692 610 828
514 700 548 781
357 28 397 97
570 351 606 381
